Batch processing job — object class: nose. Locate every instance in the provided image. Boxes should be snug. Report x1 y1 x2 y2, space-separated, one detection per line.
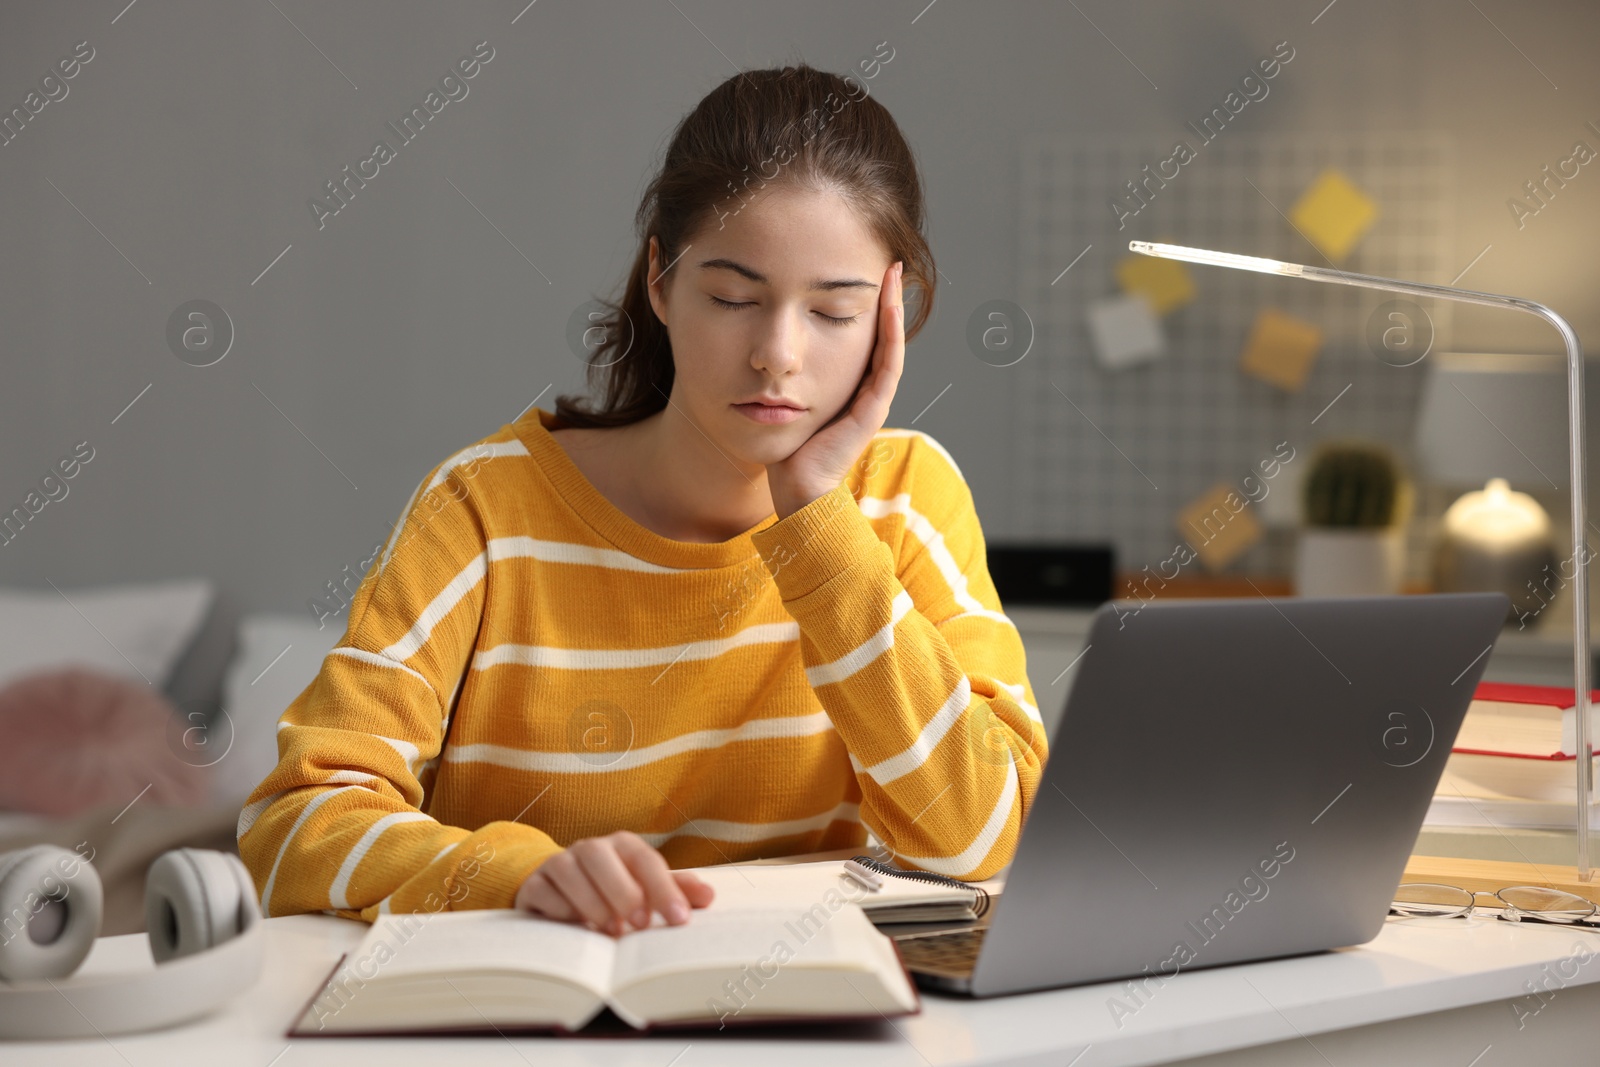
749 305 803 377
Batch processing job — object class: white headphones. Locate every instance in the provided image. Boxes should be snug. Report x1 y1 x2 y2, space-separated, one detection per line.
0 844 263 1040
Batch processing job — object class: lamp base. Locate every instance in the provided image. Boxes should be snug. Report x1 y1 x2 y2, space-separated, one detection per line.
1432 538 1558 625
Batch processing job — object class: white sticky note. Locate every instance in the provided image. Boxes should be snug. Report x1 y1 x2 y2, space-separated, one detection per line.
1087 293 1166 370
1256 455 1304 529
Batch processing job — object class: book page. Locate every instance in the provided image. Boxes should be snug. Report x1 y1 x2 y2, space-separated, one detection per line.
612 903 884 984
350 910 616 997
607 904 916 1026
299 971 604 1034
1456 703 1563 758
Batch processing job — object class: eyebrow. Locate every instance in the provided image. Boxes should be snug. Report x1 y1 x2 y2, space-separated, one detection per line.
696 257 880 293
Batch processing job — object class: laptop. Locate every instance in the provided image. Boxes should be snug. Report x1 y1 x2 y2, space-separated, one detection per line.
891 592 1510 997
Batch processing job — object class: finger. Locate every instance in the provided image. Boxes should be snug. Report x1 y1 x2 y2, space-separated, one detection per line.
864 261 906 408
518 873 580 922
888 261 906 376
838 265 898 428
543 852 625 934
577 838 650 929
615 837 692 926
876 260 903 359
823 261 904 437
673 871 717 909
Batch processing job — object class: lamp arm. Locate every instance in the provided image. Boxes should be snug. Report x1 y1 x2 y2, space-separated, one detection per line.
1129 243 1593 879
1292 265 1591 881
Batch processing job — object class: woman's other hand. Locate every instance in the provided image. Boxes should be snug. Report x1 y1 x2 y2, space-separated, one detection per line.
513 830 715 936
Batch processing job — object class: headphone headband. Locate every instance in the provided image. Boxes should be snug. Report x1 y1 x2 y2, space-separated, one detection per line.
0 845 264 1040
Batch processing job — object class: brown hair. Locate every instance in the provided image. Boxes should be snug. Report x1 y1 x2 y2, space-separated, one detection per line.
553 62 935 429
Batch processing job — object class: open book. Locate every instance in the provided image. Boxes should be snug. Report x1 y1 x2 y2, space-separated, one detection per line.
290 904 919 1036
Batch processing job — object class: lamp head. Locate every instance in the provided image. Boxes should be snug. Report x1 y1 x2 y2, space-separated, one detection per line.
1128 240 1305 278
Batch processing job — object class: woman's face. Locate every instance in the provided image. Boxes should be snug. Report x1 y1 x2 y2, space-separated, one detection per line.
646 185 893 468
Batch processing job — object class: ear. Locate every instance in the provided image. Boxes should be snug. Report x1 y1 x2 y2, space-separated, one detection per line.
645 236 669 327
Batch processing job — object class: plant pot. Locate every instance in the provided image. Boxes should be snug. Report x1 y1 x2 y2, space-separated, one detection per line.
1293 526 1406 597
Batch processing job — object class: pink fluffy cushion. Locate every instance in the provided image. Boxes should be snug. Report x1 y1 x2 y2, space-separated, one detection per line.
0 666 213 817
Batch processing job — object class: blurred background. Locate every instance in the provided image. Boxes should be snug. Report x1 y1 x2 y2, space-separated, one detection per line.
3 1 1599 607
3 1 1599 912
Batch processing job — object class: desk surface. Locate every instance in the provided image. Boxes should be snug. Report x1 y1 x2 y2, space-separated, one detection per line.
15 906 1600 1067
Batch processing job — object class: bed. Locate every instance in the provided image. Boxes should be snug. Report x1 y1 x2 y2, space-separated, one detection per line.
0 579 340 935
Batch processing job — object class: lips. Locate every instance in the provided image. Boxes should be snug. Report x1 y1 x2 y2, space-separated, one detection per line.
737 398 804 409
733 400 806 424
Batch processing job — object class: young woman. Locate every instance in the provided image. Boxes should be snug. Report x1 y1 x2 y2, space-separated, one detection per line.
238 64 1046 939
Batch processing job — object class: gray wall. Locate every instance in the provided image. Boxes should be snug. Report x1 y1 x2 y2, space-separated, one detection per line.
3 1 1599 618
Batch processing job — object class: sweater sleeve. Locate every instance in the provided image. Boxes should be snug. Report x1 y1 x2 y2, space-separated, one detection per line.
235 460 564 922
748 438 1048 880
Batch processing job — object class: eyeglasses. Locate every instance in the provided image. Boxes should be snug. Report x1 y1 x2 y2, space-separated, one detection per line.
1390 883 1599 928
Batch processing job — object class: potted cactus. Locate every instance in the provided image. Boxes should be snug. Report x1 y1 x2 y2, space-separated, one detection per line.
1294 441 1414 596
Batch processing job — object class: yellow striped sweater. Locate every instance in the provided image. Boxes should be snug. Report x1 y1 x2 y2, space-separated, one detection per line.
236 406 1047 922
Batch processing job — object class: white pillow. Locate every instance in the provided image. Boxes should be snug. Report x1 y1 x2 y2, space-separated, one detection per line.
0 578 213 692
213 612 344 808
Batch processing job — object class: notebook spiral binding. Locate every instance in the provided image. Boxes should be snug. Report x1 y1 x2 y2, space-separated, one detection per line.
849 855 991 918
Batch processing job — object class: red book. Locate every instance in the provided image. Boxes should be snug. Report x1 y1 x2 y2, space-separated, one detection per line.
1441 683 1600 803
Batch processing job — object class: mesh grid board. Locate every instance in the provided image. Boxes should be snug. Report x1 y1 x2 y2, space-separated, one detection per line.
1013 131 1459 583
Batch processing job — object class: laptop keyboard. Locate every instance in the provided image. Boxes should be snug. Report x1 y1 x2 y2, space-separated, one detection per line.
892 925 989 979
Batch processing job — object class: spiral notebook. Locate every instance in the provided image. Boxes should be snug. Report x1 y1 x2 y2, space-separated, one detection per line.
689 855 999 924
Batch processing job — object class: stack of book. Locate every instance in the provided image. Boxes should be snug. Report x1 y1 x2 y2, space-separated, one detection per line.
1430 681 1600 829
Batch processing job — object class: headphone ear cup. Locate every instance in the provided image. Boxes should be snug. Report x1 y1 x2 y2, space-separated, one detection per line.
0 844 103 982
222 852 262 927
144 848 252 964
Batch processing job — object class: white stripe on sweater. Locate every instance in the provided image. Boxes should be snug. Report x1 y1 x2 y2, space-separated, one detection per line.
381 554 488 662
259 785 365 917
636 800 860 847
376 840 462 915
374 734 422 776
489 536 696 574
855 676 974 786
378 439 529 575
236 770 378 841
375 536 698 666
327 811 435 909
995 679 1045 726
475 620 799 672
804 590 915 688
857 493 1011 626
891 749 1019 878
327 645 438 697
873 428 965 481
445 710 835 775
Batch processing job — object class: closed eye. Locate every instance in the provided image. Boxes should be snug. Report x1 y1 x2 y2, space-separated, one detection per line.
707 295 859 327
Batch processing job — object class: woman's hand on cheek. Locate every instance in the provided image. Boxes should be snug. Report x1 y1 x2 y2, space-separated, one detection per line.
766 260 905 519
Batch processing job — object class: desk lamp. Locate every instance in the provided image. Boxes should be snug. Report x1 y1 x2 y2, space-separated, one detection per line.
1128 239 1594 879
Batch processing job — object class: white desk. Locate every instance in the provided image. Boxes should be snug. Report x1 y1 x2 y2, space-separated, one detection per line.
12 910 1599 1066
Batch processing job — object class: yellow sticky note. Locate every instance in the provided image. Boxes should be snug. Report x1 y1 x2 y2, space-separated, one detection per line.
1289 168 1378 263
1239 308 1323 392
1114 254 1195 315
1177 482 1263 571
